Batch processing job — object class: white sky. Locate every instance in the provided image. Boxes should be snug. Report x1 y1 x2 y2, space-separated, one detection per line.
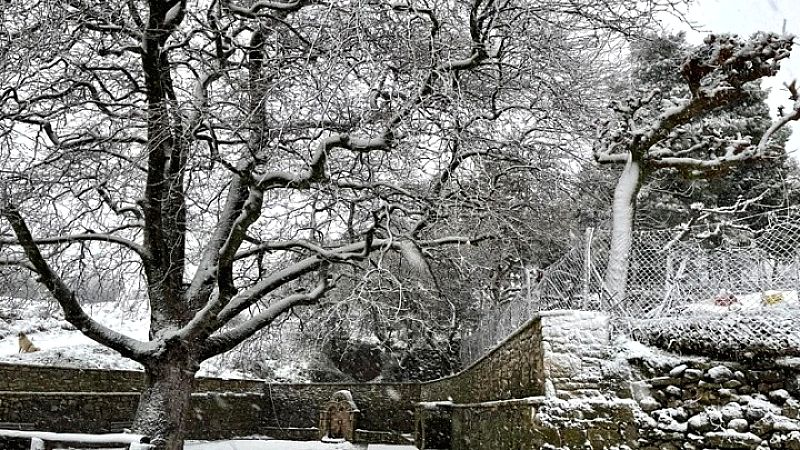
666 0 800 153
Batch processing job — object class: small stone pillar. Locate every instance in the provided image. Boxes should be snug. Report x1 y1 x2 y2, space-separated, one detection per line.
319 389 359 441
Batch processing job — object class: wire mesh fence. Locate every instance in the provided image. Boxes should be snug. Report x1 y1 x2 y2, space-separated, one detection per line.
462 213 800 365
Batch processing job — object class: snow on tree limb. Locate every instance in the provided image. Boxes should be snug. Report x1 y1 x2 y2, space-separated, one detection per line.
595 31 798 303
596 32 796 172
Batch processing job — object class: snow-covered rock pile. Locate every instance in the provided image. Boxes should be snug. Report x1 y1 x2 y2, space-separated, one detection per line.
633 359 800 450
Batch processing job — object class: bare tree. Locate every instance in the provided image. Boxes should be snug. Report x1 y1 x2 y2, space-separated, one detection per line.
595 32 800 303
1 0 685 448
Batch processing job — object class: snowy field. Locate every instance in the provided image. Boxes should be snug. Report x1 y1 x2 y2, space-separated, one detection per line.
0 300 149 371
0 299 267 378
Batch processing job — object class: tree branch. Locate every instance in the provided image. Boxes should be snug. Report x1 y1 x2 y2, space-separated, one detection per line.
197 277 330 359
0 202 150 361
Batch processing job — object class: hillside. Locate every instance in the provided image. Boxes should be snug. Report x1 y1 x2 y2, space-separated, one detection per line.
0 297 310 380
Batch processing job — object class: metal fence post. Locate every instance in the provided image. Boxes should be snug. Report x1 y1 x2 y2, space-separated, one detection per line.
583 227 595 310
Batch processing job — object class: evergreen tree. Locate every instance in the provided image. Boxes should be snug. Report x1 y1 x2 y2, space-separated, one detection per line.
630 33 799 240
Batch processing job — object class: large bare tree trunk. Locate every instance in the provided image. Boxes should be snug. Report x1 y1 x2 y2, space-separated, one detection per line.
132 350 197 450
604 156 645 305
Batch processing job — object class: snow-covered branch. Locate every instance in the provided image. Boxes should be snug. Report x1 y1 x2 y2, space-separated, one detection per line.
595 32 795 168
0 231 148 260
594 31 797 303
197 277 331 359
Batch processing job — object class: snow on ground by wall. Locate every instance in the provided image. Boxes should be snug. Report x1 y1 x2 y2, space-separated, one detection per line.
186 440 416 450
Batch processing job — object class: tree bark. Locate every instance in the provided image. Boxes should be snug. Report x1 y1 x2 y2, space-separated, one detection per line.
132 350 197 450
604 155 646 305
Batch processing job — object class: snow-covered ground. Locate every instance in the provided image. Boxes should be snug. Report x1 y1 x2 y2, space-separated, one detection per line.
0 298 295 379
185 440 414 450
0 300 150 371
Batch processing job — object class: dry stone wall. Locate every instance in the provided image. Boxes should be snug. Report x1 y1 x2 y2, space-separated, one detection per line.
0 363 264 393
0 363 420 443
420 316 544 404
631 357 800 450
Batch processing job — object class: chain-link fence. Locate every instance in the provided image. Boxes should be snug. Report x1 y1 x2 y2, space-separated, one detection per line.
462 213 800 365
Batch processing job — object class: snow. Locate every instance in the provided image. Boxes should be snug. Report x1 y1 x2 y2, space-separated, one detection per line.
184 440 416 450
0 430 147 444
679 290 800 315
0 433 416 450
0 298 278 379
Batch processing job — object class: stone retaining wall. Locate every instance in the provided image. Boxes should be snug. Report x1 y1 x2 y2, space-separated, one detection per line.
631 357 800 450
449 397 639 450
0 364 421 443
416 310 626 449
420 315 544 404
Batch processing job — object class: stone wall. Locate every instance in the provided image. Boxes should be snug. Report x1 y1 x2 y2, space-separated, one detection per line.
261 382 420 433
13 310 800 450
0 363 420 443
421 309 800 450
540 310 624 398
420 316 544 404
416 310 628 450
0 363 264 393
449 397 639 450
0 392 139 433
631 357 800 450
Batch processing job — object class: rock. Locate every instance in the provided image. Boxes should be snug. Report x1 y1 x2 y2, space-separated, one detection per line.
658 419 688 433
685 369 703 380
739 395 755 406
751 415 775 435
704 431 762 449
640 396 661 412
666 385 682 397
785 399 800 420
689 410 721 433
746 399 778 422
720 388 738 400
724 380 744 389
755 441 770 450
699 380 723 389
729 418 749 432
670 364 689 378
787 431 800 450
672 407 689 422
708 366 734 383
775 419 800 433
629 381 651 401
722 402 745 421
771 389 792 405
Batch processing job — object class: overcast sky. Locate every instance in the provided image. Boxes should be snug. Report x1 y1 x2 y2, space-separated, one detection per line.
666 0 800 153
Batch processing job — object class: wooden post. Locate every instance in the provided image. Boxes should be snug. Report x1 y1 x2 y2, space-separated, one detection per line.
30 438 45 450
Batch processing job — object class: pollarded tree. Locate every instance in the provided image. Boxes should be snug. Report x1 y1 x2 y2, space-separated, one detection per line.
0 0 686 448
595 32 800 303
